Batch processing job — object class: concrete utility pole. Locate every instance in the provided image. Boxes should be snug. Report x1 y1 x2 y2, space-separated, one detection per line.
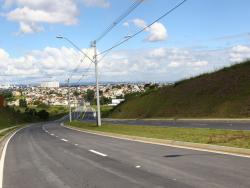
56 35 101 126
92 41 102 126
68 78 72 122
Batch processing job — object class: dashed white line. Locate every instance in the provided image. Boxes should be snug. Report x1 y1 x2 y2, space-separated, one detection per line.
50 133 54 136
74 144 78 146
89 150 107 157
135 165 141 168
61 139 68 142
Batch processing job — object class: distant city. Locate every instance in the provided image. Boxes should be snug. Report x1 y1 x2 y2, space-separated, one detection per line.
0 81 168 107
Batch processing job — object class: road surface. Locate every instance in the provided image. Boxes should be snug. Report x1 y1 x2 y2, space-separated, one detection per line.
3 122 250 188
77 111 250 130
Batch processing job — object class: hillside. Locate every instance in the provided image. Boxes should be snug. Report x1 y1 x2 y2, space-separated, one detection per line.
0 108 26 129
110 60 250 119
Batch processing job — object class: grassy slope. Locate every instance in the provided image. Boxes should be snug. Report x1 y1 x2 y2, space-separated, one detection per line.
0 105 68 130
110 60 250 118
0 108 25 129
70 121 250 149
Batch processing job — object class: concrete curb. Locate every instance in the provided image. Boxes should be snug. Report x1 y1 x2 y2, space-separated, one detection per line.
63 124 250 158
104 118 250 122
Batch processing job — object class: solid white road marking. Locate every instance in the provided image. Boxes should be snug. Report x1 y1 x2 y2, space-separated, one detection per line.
89 150 107 157
0 127 27 188
61 139 68 142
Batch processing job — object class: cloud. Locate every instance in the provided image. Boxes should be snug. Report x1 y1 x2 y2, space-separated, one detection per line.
132 18 168 42
1 45 250 83
2 0 110 34
229 45 250 62
82 0 110 8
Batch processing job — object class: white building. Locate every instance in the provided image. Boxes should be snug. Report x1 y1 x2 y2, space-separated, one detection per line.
41 81 60 88
109 99 125 106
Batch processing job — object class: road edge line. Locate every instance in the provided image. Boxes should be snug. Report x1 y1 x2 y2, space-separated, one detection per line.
0 126 27 188
61 123 250 159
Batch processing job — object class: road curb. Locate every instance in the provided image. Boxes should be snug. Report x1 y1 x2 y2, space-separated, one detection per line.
104 118 250 122
62 123 250 158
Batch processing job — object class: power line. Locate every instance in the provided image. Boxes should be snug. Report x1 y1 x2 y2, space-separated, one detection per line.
68 46 92 81
95 0 144 43
98 0 187 56
75 62 94 85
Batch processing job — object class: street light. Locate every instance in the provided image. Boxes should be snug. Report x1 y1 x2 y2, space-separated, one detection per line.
56 35 102 126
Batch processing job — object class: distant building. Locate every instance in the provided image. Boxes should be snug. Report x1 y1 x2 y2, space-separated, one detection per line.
12 91 21 97
109 99 125 106
41 81 60 88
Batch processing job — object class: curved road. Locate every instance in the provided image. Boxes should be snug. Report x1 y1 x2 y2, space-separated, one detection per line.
3 122 250 188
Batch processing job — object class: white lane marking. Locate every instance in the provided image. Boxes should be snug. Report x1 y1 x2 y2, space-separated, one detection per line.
61 139 68 142
55 135 58 138
0 127 27 188
74 144 78 146
89 150 107 157
135 165 141 168
50 133 55 136
63 125 250 159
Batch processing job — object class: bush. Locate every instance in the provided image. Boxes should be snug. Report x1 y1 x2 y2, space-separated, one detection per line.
37 110 49 120
19 99 27 107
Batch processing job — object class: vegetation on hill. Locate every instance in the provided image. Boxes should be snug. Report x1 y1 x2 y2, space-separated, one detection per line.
0 105 68 129
109 60 250 118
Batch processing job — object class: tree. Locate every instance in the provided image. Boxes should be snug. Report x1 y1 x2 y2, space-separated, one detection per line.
86 89 95 103
19 99 27 107
100 97 112 105
37 110 49 120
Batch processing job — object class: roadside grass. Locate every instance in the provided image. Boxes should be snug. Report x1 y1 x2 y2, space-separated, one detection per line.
0 108 25 129
0 126 20 139
69 121 250 149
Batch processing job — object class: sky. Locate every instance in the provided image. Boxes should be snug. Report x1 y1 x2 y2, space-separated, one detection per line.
0 0 250 84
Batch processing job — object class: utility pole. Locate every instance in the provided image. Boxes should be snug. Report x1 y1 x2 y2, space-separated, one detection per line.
92 41 102 126
68 78 72 122
56 36 101 126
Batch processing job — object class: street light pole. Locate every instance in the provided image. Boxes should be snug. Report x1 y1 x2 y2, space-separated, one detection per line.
67 78 72 122
92 41 102 126
56 35 101 126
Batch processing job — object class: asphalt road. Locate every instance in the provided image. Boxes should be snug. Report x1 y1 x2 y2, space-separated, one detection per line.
78 111 250 130
3 122 250 188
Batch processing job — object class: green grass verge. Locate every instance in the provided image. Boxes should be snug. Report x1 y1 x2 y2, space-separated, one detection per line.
69 121 250 149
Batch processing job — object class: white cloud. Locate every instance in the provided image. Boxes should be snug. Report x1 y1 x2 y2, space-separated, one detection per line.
2 0 110 34
132 18 168 42
82 0 110 8
1 45 250 83
149 48 167 58
229 45 250 62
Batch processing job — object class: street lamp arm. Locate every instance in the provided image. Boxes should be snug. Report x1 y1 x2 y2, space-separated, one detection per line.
57 36 95 64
